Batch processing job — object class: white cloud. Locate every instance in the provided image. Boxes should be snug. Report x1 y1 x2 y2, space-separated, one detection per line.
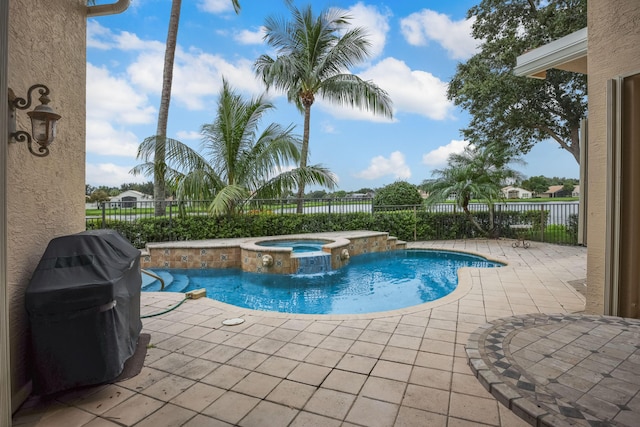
87 20 114 50
234 27 265 45
344 57 452 121
422 139 469 167
87 63 156 125
127 48 261 110
176 130 202 140
321 122 338 134
344 2 391 60
86 163 145 187
356 151 411 180
86 120 140 157
400 10 479 60
198 0 237 14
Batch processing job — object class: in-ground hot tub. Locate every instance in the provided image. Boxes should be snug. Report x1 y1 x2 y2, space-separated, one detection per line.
241 236 352 274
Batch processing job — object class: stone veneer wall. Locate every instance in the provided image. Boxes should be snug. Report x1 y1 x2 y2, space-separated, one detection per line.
141 235 406 273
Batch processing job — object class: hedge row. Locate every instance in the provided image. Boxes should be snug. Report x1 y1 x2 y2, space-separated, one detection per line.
88 209 577 249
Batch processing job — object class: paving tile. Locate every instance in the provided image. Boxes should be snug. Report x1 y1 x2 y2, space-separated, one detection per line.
18 405 95 427
335 354 377 374
242 324 277 337
182 414 235 427
227 350 270 370
321 369 367 394
330 325 363 340
394 324 426 338
141 374 195 402
289 411 342 427
394 406 447 427
202 391 260 425
361 376 407 404
304 322 338 335
247 337 287 355
133 403 197 427
117 367 169 393
232 372 281 398
448 391 500 425
387 334 422 351
304 347 344 368
238 400 298 427
71 384 135 415
451 372 493 397
282 319 313 331
172 382 225 412
179 339 217 358
275 342 315 361
287 363 331 386
174 357 220 380
266 379 316 409
371 360 412 382
409 366 452 391
303 388 356 419
223 333 261 349
201 365 250 389
255 355 300 377
291 331 327 347
200 344 243 363
81 417 123 427
149 352 195 373
414 351 454 370
348 341 385 358
318 336 354 352
402 384 450 414
345 396 399 427
102 394 164 426
380 345 418 364
359 329 392 345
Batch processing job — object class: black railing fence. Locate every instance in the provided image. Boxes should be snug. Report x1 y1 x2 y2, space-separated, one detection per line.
86 198 580 247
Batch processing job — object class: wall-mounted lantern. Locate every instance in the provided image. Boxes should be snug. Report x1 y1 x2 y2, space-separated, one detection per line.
8 84 61 157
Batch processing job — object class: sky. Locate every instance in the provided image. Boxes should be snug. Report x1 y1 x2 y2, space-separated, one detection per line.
85 0 580 191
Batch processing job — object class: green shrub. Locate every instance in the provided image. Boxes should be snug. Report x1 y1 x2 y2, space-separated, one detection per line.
373 181 423 206
96 208 570 248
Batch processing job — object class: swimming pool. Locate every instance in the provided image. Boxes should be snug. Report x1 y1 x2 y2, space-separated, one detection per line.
142 250 502 314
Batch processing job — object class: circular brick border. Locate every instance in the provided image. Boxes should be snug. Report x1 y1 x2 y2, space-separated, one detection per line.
467 314 640 427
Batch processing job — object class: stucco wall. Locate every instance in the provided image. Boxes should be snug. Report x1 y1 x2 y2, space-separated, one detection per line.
585 0 640 314
8 0 86 407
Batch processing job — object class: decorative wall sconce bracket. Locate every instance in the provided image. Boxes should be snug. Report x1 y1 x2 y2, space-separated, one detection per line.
8 84 61 157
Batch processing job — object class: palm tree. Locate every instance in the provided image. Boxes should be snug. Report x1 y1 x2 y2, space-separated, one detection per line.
152 0 241 216
255 0 393 212
133 79 336 216
425 144 522 236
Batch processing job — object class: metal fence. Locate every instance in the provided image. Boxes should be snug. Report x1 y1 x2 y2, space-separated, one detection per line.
86 198 581 245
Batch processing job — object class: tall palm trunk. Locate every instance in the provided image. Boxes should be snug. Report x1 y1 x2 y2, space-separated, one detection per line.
295 101 312 213
154 0 181 216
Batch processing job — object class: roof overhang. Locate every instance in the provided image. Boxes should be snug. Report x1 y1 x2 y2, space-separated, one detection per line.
515 27 587 79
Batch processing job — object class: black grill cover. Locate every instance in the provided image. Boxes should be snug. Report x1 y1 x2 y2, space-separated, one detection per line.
25 229 142 395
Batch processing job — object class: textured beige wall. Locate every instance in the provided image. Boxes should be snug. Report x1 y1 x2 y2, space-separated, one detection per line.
585 0 640 314
8 0 86 406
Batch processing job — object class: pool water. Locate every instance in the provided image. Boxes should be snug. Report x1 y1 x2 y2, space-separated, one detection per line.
142 250 502 315
256 240 327 253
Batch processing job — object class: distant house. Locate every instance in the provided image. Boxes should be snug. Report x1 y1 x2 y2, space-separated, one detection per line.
109 190 153 208
501 186 533 199
572 185 580 198
541 185 565 198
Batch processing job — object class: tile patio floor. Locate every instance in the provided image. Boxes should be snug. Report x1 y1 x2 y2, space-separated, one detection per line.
12 239 587 427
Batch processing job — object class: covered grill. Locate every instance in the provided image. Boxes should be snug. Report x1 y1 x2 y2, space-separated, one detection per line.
25 229 142 395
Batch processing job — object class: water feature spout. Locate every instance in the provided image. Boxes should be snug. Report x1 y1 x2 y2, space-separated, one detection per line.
295 251 332 274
